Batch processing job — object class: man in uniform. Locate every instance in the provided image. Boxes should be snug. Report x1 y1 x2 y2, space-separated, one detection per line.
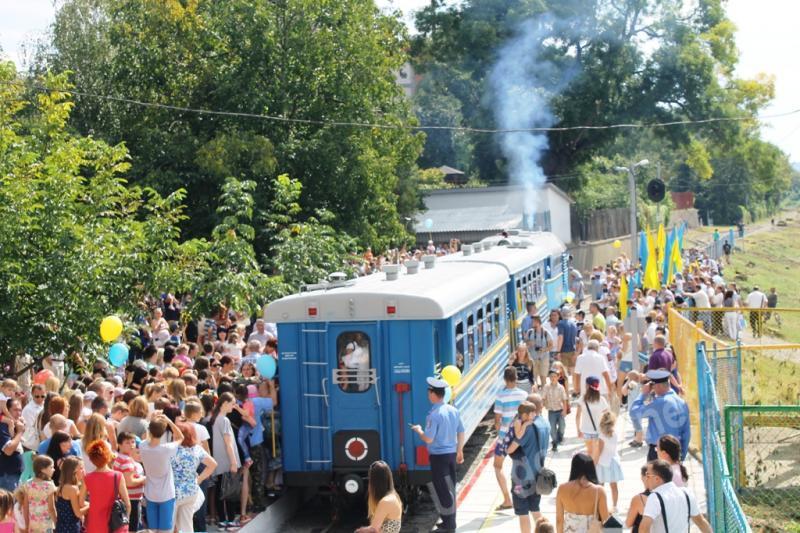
411 377 465 533
629 369 690 461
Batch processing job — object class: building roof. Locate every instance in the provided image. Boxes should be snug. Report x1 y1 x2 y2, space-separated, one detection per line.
438 165 465 175
414 183 572 233
264 261 509 322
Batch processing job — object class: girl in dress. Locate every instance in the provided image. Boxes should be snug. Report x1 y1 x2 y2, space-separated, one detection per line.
55 456 88 533
575 376 609 461
595 412 624 511
12 486 26 533
657 435 688 487
23 455 56 533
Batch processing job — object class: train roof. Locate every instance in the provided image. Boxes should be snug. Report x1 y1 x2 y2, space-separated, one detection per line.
264 261 509 322
439 231 566 275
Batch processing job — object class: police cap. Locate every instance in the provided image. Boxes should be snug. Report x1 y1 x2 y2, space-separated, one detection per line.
426 376 448 389
645 369 671 384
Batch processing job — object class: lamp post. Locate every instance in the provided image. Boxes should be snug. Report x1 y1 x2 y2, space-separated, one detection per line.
614 159 649 266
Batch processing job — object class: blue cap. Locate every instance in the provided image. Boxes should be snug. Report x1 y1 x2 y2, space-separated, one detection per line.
645 369 671 383
426 376 448 389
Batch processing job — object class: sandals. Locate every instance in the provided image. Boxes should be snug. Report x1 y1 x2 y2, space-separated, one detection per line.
495 503 513 511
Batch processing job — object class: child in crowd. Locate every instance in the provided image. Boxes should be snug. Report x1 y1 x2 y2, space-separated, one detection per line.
596 412 623 510
12 486 26 532
534 516 555 533
658 435 688 487
23 455 56 533
55 456 88 533
139 415 184 533
621 371 645 447
541 368 568 451
114 432 147 531
0 489 13 533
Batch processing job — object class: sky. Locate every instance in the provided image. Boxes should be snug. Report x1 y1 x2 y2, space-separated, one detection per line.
1 0 799 161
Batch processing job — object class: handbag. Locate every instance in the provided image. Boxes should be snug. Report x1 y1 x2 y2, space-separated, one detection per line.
109 472 130 533
530 420 557 495
220 471 243 501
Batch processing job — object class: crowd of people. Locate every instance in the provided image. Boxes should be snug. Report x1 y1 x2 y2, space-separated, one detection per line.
0 296 281 532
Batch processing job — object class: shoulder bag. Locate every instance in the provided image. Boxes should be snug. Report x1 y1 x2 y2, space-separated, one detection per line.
654 489 691 533
588 487 603 533
109 471 130 533
585 401 598 433
530 420 557 495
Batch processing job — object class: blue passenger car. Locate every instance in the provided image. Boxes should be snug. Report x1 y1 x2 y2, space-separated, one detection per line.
264 231 567 498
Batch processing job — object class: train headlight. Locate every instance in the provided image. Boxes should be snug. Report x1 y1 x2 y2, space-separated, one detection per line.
344 478 360 495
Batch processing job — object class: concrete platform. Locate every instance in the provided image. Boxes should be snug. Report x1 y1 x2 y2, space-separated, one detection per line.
455 403 706 531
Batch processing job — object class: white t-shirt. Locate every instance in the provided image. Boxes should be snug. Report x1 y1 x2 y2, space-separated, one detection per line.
579 396 609 435
643 482 700 533
745 291 767 309
598 429 620 467
139 441 181 502
193 422 210 443
574 350 610 395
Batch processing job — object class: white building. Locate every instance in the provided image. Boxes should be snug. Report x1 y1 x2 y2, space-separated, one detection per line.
414 184 573 246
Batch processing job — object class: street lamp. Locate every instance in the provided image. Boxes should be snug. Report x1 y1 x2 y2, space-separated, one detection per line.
614 159 649 266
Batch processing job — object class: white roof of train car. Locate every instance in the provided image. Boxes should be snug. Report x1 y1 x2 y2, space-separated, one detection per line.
264 261 509 322
439 232 565 275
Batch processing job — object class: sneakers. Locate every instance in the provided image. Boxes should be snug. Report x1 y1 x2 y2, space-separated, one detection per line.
552 443 558 452
629 440 644 448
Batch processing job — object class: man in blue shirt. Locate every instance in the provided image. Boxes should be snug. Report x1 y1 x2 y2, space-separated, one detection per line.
556 307 579 395
629 369 691 461
506 396 550 531
520 302 537 338
411 377 465 533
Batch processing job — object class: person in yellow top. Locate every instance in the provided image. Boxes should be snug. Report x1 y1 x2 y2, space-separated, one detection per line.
589 303 606 334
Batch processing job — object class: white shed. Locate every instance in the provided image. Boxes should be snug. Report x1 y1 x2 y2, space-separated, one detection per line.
415 184 573 246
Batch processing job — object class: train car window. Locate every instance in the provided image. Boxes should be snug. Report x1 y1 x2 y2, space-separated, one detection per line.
454 321 465 372
336 332 371 393
515 279 522 312
467 314 476 365
485 302 493 345
476 307 485 357
493 296 502 338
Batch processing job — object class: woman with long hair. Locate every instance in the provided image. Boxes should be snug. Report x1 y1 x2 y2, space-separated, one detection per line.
355 461 402 533
55 456 87 533
657 435 688 487
80 440 130 533
211 392 241 529
555 453 610 533
574 376 609 462
36 393 58 437
81 414 110 474
45 431 74 485
66 393 85 435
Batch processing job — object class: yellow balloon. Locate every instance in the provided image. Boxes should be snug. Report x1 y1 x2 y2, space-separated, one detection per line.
100 315 123 343
441 365 462 387
613 239 622 249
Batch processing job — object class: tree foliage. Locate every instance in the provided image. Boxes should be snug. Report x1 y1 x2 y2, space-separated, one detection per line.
38 0 424 250
410 0 794 223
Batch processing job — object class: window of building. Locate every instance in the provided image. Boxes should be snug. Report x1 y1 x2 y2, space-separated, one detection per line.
336 332 371 393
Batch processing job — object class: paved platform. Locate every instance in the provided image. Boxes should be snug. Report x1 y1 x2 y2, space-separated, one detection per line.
456 402 706 531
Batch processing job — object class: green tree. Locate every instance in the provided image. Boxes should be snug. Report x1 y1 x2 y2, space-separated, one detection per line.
39 0 424 250
0 64 188 365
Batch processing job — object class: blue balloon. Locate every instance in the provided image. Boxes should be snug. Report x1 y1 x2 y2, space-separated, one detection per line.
444 385 452 404
424 218 433 229
256 355 277 379
108 343 129 367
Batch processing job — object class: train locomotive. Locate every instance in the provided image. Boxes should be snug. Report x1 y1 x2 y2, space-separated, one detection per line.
264 230 568 502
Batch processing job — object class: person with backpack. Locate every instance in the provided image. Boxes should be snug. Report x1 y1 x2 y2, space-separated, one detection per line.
505 396 551 533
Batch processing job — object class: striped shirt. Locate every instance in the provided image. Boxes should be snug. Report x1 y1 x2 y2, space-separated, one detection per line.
494 387 528 440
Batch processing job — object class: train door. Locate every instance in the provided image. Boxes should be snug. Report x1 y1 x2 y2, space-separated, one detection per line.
328 323 383 473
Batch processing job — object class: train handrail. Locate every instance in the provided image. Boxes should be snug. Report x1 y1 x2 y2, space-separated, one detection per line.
331 368 377 385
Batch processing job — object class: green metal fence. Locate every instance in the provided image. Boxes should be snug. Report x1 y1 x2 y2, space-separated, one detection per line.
697 342 752 532
724 405 800 529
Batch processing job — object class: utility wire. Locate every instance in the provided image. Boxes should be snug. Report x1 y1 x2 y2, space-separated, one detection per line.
2 79 799 134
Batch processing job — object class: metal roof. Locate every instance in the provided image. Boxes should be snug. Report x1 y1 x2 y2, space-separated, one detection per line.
438 232 566 275
415 205 523 233
264 261 509 322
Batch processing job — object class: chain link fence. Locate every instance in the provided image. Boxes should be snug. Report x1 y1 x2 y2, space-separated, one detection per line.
724 405 800 531
697 342 751 532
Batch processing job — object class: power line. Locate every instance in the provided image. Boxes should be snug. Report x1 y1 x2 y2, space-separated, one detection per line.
2 79 798 134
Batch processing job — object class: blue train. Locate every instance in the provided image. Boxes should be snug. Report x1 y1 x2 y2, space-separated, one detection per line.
264 231 567 500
